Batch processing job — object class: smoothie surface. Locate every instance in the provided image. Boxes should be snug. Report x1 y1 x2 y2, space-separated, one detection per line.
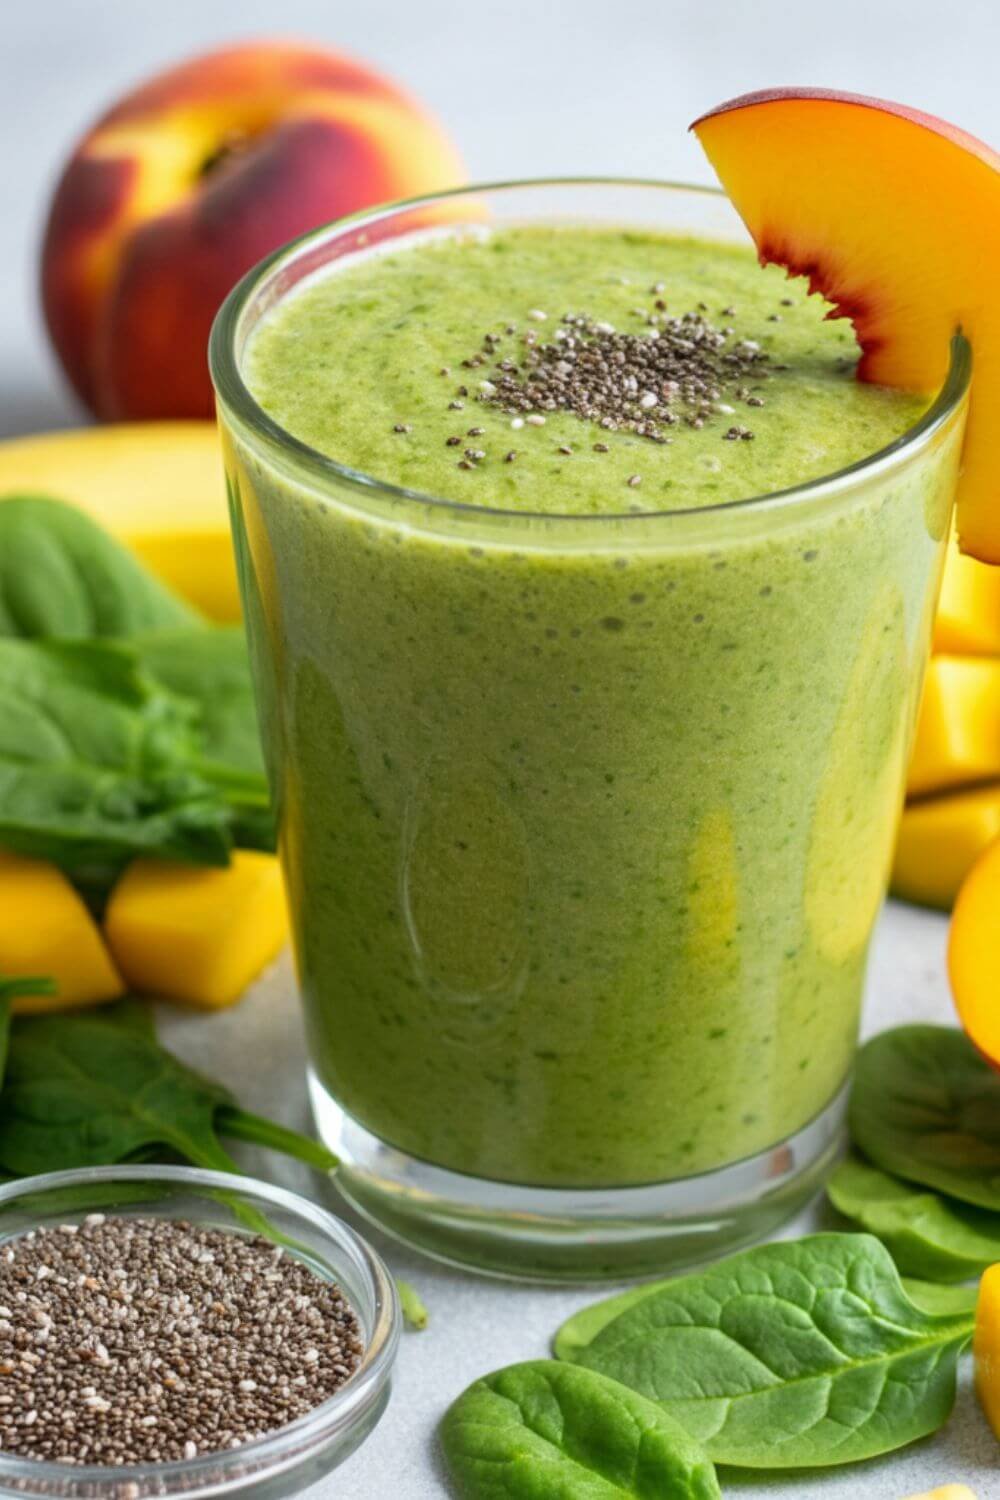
245 226 927 514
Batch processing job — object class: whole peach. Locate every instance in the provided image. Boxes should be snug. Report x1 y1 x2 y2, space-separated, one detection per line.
41 41 464 420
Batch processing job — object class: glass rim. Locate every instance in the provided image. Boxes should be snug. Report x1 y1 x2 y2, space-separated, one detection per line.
0 1163 400 1493
209 175 972 532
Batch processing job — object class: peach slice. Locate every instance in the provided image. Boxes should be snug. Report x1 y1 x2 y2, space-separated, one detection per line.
948 835 1000 1067
692 89 1000 562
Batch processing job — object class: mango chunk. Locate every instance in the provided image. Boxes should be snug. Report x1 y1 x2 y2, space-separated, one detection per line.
907 656 1000 798
104 851 287 1009
0 851 123 1012
974 1262 1000 1440
935 538 1000 656
948 836 1000 1068
901 1489 978 1500
892 785 1000 910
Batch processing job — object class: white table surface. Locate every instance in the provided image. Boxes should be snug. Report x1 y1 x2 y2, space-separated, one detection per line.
3 3 1000 1495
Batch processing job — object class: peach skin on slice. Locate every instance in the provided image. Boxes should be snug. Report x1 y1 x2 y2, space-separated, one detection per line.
692 89 1000 562
948 834 1000 1068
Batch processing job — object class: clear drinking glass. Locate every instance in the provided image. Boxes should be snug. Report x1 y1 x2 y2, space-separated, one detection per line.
210 180 970 1280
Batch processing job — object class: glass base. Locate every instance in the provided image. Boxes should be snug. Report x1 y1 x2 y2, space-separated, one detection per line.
310 1071 847 1282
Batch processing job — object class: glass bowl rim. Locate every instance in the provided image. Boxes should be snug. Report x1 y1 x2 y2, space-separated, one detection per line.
0 1163 400 1491
209 174 972 533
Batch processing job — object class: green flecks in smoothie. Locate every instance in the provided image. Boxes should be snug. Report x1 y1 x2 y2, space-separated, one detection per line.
246 227 926 515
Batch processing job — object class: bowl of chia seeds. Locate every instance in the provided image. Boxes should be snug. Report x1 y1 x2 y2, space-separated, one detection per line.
0 1165 400 1499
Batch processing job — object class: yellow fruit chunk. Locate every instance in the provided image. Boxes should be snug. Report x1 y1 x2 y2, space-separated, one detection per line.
975 1262 1000 1440
934 537 1000 656
907 656 1000 798
901 1488 978 1499
893 785 1000 910
104 852 287 1009
948 836 1000 1068
0 423 237 620
0 852 123 1013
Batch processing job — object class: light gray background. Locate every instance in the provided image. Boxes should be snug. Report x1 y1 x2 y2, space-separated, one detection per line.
2 3 999 1495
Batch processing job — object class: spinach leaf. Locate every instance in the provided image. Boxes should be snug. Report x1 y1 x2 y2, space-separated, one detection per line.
0 496 198 639
850 1024 1000 1211
554 1281 672 1363
575 1232 973 1469
397 1279 428 1330
0 1002 334 1178
0 977 55 1009
829 1152 1000 1281
134 628 273 849
553 1258 984 1366
901 1279 978 1318
217 1106 337 1171
0 637 233 871
0 499 274 859
0 1004 235 1174
441 1360 720 1500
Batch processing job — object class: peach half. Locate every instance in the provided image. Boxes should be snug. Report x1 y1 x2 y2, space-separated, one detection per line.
41 40 464 420
693 89 1000 562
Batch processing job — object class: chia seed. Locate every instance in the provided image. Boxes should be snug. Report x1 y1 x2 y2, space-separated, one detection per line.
0 1218 363 1466
466 306 771 444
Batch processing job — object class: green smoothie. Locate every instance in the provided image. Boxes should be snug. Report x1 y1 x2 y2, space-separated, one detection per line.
227 224 959 1190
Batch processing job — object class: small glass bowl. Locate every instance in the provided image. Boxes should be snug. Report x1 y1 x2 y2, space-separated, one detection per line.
0 1165 400 1499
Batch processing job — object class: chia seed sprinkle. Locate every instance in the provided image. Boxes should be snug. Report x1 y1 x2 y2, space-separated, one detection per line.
391 423 411 434
0 1218 363 1466
465 306 771 444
